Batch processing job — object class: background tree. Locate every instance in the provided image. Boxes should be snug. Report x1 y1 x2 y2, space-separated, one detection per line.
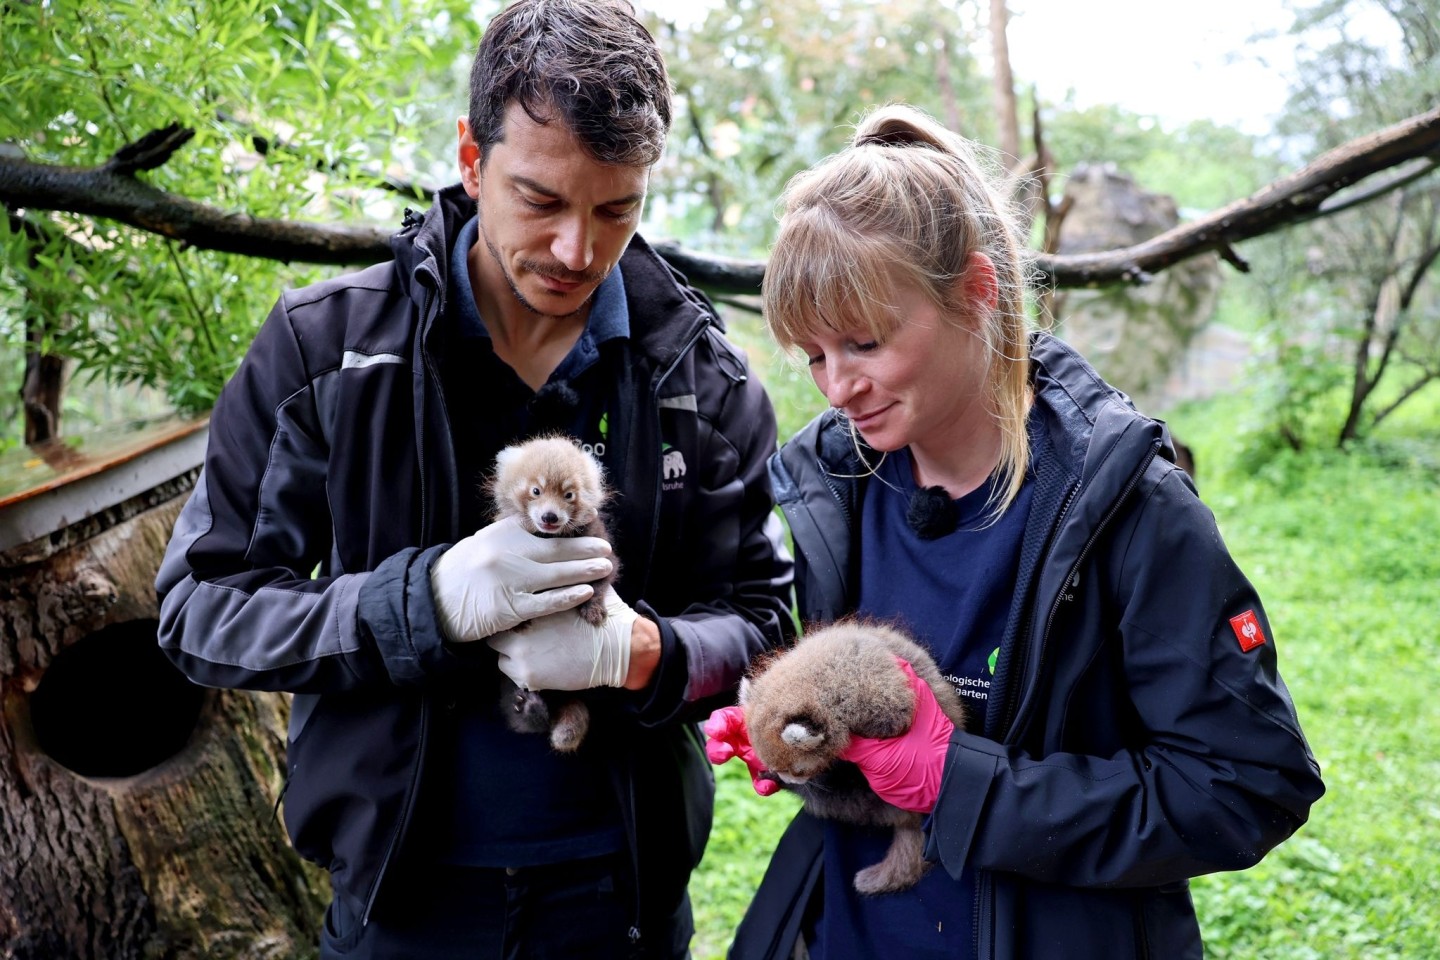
0 0 479 447
644 0 992 256
1246 0 1440 448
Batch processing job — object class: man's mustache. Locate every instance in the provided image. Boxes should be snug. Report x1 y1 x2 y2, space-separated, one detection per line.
519 259 607 285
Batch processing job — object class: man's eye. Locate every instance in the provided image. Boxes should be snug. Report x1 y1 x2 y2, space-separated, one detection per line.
601 205 638 221
522 197 558 212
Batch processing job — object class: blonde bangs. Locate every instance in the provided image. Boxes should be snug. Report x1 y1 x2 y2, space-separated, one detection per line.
763 205 913 355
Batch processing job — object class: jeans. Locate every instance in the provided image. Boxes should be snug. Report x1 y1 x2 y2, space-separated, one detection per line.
321 853 649 959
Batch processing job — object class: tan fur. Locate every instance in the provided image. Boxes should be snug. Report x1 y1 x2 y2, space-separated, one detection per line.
740 620 967 894
488 435 617 753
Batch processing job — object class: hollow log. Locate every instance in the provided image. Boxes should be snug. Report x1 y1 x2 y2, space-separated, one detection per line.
0 421 327 959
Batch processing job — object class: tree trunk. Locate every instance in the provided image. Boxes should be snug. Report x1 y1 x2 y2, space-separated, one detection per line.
0 459 327 958
990 0 1020 164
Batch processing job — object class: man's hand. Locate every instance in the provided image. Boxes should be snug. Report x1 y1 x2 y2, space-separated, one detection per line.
703 705 781 797
838 658 955 814
487 590 638 691
429 514 613 643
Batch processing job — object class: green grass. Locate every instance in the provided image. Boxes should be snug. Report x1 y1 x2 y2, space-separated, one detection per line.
692 320 1440 958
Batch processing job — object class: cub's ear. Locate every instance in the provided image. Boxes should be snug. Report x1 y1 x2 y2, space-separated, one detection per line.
737 676 753 706
781 719 825 751
495 446 520 472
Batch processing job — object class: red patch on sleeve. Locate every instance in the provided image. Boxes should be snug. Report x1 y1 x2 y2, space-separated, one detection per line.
1230 610 1267 652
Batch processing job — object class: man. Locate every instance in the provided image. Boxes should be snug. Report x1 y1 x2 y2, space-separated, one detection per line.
155 2 794 956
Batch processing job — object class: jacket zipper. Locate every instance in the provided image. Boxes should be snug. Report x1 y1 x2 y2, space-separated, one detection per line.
977 438 1161 957
1012 439 1160 742
993 480 1079 742
363 696 430 925
618 315 710 946
363 281 439 926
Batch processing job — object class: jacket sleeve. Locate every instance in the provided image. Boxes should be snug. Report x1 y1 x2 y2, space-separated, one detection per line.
636 333 796 725
927 467 1325 888
155 295 455 693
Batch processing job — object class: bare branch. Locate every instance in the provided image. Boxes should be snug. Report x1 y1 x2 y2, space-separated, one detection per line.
1 134 394 265
1369 370 1439 428
3 106 1439 292
1033 104 1440 287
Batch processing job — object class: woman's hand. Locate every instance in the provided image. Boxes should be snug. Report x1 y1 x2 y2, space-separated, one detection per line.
703 705 781 796
838 658 956 813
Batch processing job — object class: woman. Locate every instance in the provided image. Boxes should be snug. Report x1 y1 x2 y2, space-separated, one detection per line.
705 104 1324 960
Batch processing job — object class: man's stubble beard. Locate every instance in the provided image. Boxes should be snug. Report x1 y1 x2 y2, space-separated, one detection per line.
478 216 606 323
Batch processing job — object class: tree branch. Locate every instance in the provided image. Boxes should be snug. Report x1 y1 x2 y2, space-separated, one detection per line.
1034 104 1440 287
1 135 394 265
3 105 1438 290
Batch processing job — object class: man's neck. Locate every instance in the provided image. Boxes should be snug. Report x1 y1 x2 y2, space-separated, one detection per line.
469 249 588 391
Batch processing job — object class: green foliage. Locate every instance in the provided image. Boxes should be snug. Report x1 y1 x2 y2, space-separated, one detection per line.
0 0 479 428
1243 0 1440 448
1045 105 1282 212
1168 387 1440 959
645 0 992 256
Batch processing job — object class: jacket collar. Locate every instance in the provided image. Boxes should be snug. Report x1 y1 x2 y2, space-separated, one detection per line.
389 185 716 370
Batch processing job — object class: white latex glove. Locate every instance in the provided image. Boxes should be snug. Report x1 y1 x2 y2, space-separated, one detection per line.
429 515 614 643
487 590 639 691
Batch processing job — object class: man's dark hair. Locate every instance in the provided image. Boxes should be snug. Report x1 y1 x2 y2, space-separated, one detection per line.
469 0 672 167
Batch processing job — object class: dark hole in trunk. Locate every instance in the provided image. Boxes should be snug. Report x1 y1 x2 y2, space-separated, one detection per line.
30 619 205 778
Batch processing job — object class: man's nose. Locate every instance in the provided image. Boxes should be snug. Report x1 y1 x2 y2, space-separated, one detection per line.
551 215 594 272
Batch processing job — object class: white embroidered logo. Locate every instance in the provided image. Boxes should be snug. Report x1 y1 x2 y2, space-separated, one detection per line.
663 449 687 480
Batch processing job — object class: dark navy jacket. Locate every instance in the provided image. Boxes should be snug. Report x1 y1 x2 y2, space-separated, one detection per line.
734 333 1323 960
155 185 794 957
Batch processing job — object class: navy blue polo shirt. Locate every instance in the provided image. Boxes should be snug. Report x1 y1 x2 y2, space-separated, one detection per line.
810 447 1033 960
416 216 629 867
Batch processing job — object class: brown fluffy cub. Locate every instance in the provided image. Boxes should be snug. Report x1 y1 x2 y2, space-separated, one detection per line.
740 620 967 894
488 435 617 752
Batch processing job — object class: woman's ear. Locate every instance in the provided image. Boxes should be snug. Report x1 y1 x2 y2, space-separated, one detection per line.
962 251 999 312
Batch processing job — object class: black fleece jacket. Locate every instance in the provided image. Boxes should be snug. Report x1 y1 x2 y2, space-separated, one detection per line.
156 185 794 956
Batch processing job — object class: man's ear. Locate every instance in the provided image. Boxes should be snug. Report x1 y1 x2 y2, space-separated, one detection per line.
458 117 483 200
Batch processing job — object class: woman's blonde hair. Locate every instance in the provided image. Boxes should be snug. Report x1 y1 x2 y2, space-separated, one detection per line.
763 103 1033 515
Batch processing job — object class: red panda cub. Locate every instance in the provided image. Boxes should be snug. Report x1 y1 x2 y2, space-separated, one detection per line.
740 620 967 894
489 435 618 752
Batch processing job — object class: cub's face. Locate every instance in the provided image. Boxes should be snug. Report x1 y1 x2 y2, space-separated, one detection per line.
510 477 596 535
492 438 605 535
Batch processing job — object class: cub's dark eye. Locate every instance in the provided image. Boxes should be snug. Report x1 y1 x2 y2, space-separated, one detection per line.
530 486 541 496
564 491 576 500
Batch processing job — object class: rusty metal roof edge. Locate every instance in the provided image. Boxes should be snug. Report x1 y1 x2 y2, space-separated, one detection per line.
0 421 210 555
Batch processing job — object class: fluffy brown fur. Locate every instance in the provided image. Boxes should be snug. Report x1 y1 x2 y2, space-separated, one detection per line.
488 435 617 752
740 620 967 894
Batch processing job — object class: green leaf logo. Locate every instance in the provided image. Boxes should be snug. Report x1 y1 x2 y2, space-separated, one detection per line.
987 647 999 676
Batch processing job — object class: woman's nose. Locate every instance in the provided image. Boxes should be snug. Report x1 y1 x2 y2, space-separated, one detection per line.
819 361 863 409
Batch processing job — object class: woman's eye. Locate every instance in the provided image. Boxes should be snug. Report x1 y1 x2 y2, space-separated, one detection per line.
852 340 879 353
805 354 824 367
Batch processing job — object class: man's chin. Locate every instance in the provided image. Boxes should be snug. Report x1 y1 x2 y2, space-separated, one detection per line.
515 281 596 320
